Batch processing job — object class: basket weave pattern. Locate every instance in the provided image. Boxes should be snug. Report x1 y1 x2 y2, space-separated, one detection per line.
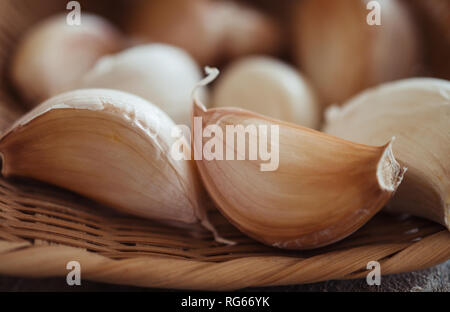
0 0 449 290
0 177 449 290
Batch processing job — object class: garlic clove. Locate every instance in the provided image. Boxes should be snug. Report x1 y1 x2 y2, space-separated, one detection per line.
11 14 123 106
291 0 421 106
127 0 221 66
0 89 209 228
192 68 406 250
407 0 450 80
210 1 282 60
212 56 320 129
72 44 205 126
126 0 281 65
324 78 450 230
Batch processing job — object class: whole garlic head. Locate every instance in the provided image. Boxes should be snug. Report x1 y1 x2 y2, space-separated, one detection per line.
73 44 205 126
11 14 123 106
212 57 320 129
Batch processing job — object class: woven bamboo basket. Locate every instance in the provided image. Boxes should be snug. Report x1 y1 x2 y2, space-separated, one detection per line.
0 0 448 291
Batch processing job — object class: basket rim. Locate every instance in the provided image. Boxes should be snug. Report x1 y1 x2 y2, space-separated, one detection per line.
1 230 448 290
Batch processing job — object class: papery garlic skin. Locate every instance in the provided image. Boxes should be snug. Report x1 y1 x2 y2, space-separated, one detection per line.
212 56 320 129
0 89 205 225
292 0 421 106
193 69 406 250
324 78 450 230
11 14 123 105
73 44 204 126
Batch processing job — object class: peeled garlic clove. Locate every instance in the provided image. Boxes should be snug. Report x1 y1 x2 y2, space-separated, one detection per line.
0 89 208 227
73 44 204 126
212 56 320 129
324 78 450 230
193 68 406 250
11 14 123 106
292 0 421 106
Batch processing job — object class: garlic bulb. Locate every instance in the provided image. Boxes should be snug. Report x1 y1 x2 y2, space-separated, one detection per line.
324 78 450 230
126 0 281 65
11 14 123 105
291 0 421 106
212 56 320 129
0 89 211 230
73 44 204 126
193 68 406 250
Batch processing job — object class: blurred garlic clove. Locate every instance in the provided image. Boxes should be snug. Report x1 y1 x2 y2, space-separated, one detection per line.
212 56 320 129
126 0 220 66
291 0 421 106
126 0 281 65
192 68 406 250
72 44 205 126
11 14 123 106
407 0 450 79
0 89 211 230
210 1 282 60
324 78 450 230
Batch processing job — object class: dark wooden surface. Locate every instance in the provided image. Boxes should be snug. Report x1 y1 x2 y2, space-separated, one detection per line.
1 261 448 292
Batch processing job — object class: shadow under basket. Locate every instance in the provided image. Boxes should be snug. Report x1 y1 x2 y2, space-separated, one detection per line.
0 0 449 291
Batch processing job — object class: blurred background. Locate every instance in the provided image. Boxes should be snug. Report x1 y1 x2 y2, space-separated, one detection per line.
1 0 449 119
